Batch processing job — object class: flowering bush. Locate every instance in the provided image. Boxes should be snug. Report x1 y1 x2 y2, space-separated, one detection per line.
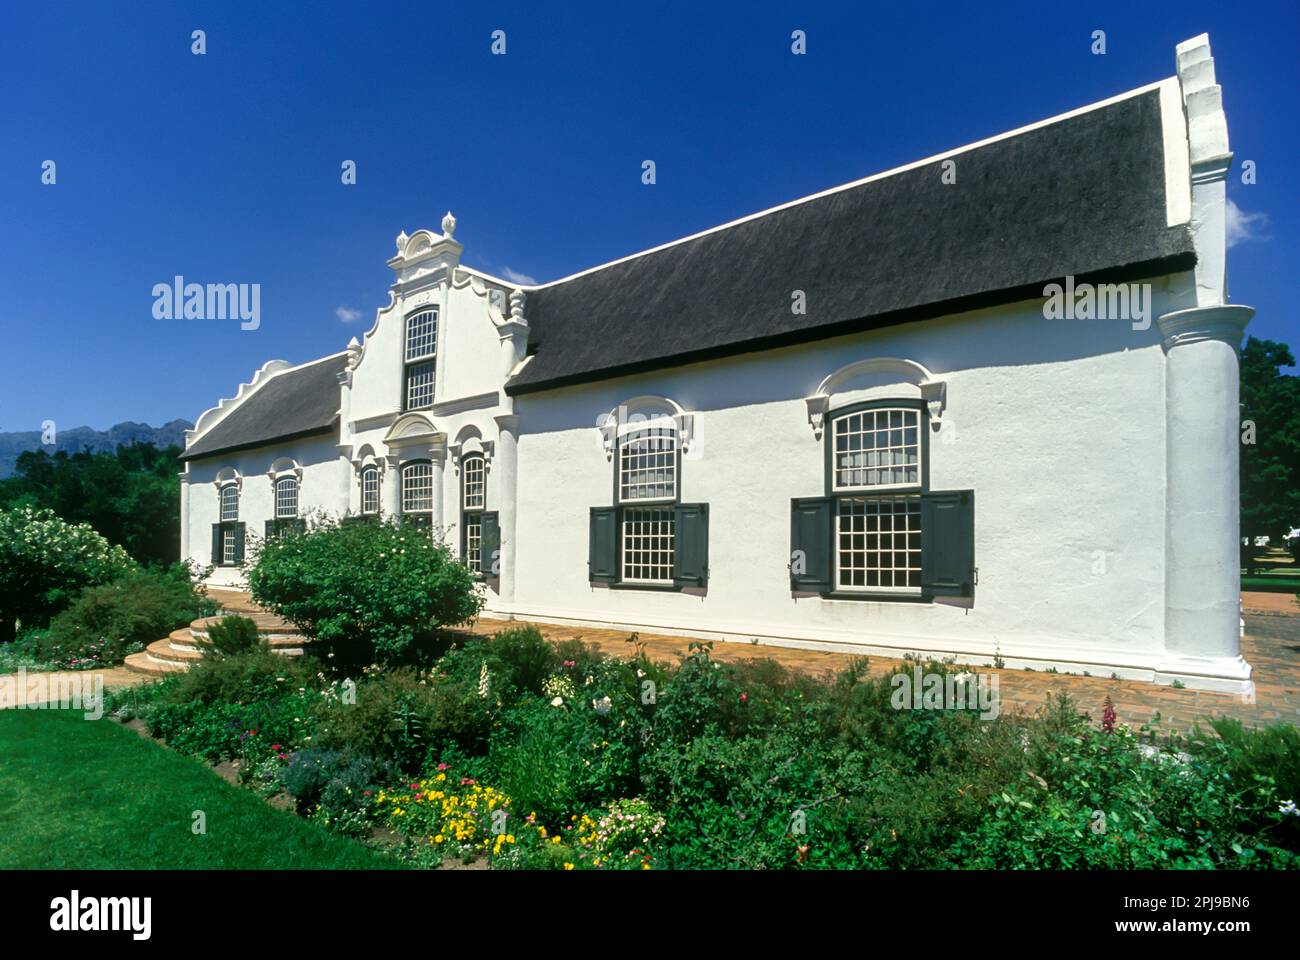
376 769 567 868
569 798 665 870
246 517 483 663
0 506 136 642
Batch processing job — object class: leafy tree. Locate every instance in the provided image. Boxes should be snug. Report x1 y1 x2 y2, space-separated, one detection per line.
246 517 483 664
0 442 181 566
0 506 136 642
1239 337 1300 549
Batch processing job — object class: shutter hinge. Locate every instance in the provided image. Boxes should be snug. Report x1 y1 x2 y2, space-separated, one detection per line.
973 567 979 586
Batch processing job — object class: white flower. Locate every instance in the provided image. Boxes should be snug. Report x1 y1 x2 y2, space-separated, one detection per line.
551 697 564 707
592 695 612 715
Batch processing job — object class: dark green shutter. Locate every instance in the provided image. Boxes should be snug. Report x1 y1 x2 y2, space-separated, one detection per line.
234 523 246 563
292 518 306 535
673 503 709 588
211 523 222 565
589 507 618 583
265 519 276 539
480 511 500 577
790 498 832 592
921 490 975 598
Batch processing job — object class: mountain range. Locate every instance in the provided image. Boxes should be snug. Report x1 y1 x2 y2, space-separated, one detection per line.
0 420 193 478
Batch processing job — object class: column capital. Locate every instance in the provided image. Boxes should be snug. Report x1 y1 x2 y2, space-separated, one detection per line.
1156 304 1254 352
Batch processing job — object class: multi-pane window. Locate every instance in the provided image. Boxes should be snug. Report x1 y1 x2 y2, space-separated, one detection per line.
404 310 437 410
829 405 924 593
617 426 678 584
836 495 922 590
621 507 676 583
222 525 238 564
361 467 379 514
401 461 433 514
833 408 920 489
275 476 299 519
463 454 485 510
619 427 677 501
405 309 437 361
461 454 485 573
220 484 239 521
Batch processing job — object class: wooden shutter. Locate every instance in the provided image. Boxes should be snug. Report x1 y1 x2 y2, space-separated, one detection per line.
589 507 618 583
234 523 246 563
265 519 276 539
673 503 709 588
790 498 832 592
480 511 500 577
292 518 307 535
211 523 222 566
921 490 975 598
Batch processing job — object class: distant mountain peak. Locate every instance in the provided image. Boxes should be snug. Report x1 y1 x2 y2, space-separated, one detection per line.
0 420 193 478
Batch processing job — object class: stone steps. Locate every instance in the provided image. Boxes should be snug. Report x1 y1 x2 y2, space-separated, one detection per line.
123 590 311 677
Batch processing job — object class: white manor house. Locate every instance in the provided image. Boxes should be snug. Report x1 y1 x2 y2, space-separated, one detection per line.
180 35 1255 692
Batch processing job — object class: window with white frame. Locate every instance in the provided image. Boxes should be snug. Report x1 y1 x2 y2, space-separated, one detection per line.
220 483 239 521
461 453 485 573
404 309 437 410
830 404 923 592
361 466 379 514
222 525 238 564
617 426 677 584
275 476 299 519
401 461 433 515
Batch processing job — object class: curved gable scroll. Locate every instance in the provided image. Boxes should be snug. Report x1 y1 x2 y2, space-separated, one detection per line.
805 357 947 438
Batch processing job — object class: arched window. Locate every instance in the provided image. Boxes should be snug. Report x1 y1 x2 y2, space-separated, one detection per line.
360 466 380 515
829 404 923 592
404 309 437 410
401 461 433 519
214 482 244 565
588 411 709 590
219 483 239 521
618 426 678 583
275 476 299 519
790 396 974 601
461 454 486 573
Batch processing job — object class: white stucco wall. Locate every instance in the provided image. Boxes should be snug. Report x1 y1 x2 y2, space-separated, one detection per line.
505 278 1189 679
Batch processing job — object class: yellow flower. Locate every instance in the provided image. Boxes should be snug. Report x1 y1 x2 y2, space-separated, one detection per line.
563 862 574 871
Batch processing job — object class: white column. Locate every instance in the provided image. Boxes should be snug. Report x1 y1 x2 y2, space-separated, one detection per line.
381 457 401 517
431 449 446 537
178 468 190 563
1155 305 1253 691
493 413 520 605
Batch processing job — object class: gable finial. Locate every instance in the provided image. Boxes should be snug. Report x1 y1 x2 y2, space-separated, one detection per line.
441 210 457 238
395 230 409 256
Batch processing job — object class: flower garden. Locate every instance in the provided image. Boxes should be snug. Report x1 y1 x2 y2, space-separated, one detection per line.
5 508 1300 870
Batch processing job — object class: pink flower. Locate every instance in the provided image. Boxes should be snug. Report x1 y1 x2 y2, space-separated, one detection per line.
437 763 450 771
740 693 748 703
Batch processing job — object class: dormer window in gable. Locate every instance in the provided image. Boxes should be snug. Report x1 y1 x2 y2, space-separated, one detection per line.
404 308 438 411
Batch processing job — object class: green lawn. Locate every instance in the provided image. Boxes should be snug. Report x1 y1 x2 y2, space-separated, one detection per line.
0 709 400 869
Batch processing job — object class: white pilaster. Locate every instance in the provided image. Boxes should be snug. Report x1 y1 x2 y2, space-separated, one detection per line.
1155 35 1254 693
381 456 401 517
493 413 520 604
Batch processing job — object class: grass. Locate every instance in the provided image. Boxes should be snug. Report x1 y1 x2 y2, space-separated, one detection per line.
0 708 401 869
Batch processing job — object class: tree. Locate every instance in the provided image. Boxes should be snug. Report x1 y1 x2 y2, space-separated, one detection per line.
0 506 137 643
1239 337 1300 549
0 443 181 566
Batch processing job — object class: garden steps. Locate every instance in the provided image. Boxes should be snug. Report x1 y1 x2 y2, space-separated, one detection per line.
123 596 311 677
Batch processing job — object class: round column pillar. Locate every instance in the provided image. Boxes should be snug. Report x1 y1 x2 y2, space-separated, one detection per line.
1155 304 1254 691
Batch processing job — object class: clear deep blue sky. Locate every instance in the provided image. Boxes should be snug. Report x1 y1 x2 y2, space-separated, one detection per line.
2 0 1294 432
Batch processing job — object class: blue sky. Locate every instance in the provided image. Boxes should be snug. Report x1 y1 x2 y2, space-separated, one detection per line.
1 0 1294 432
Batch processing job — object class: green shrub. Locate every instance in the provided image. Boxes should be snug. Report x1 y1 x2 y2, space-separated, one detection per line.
30 564 215 668
246 517 483 664
0 505 136 642
312 667 488 772
198 615 264 658
484 626 557 697
163 646 318 708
